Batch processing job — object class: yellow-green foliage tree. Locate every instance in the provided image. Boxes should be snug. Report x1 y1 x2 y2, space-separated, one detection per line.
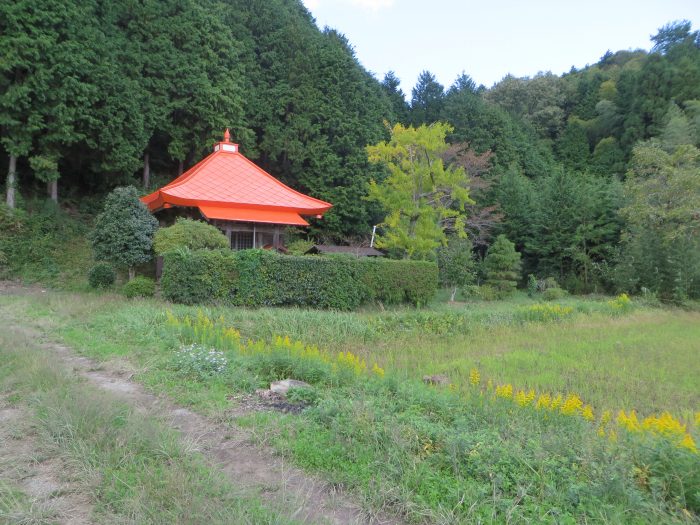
366 123 472 259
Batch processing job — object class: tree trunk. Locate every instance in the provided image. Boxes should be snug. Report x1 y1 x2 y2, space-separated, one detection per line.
143 153 150 188
177 159 184 176
128 267 135 281
450 286 458 302
48 180 58 202
6 154 16 208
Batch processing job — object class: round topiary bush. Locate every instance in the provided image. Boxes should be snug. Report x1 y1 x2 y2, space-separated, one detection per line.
153 218 228 255
88 262 116 288
542 287 568 301
122 276 156 298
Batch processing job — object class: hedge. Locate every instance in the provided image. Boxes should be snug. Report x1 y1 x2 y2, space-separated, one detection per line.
160 248 238 305
161 249 437 309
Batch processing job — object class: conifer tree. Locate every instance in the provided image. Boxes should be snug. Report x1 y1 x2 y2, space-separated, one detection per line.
381 71 410 125
484 234 521 296
410 71 445 126
90 186 158 280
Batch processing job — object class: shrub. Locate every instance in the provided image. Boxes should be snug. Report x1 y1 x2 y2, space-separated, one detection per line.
88 262 116 288
285 238 314 256
153 218 228 255
359 258 438 306
122 276 156 298
233 250 365 309
527 274 538 297
161 249 438 309
542 287 568 300
90 187 158 280
161 248 237 305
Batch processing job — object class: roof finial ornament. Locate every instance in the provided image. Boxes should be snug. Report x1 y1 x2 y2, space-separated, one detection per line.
223 128 231 143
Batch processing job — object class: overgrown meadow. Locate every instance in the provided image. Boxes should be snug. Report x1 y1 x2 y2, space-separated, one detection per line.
3 289 698 524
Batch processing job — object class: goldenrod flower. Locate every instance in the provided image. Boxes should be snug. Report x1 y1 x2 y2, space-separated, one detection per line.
617 410 641 432
536 393 551 410
550 394 563 411
372 362 385 378
680 433 698 453
560 394 584 416
469 368 480 386
496 384 513 399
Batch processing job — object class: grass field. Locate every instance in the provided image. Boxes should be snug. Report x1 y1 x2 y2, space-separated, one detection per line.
2 287 699 523
6 290 698 414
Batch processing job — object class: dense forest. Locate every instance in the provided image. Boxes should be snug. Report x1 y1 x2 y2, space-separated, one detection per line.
1 1 699 299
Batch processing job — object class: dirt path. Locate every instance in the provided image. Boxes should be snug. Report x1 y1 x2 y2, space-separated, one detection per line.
1 287 401 525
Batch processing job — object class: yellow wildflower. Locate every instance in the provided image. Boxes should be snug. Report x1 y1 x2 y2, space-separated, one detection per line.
581 405 594 422
371 363 385 378
469 368 480 386
495 384 513 399
536 393 551 410
560 394 583 416
515 389 535 407
642 412 686 438
617 410 641 432
680 433 698 453
550 394 563 411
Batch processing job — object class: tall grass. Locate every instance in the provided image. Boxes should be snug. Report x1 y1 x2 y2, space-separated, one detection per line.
10 290 697 414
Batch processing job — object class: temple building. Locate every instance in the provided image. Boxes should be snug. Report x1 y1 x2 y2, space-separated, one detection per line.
141 130 332 250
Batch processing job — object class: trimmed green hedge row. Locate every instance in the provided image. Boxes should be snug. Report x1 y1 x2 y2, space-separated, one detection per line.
161 249 437 309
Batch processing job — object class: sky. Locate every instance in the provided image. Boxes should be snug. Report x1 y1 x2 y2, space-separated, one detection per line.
302 0 700 96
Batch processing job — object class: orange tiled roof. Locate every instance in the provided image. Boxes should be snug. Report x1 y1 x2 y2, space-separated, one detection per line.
141 130 332 225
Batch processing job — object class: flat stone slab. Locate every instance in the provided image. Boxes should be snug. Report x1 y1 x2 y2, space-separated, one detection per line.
270 379 312 396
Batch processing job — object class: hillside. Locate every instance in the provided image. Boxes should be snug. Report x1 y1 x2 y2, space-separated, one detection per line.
2 5 699 299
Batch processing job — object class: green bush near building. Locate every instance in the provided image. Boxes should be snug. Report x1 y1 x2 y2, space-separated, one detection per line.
161 249 437 309
122 276 156 298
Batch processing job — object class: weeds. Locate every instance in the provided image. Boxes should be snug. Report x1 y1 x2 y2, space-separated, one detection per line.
163 310 700 521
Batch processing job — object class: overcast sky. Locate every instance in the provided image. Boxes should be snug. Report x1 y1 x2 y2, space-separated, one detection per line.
302 0 700 96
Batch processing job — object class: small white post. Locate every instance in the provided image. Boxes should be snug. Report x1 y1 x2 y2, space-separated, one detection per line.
370 225 377 248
